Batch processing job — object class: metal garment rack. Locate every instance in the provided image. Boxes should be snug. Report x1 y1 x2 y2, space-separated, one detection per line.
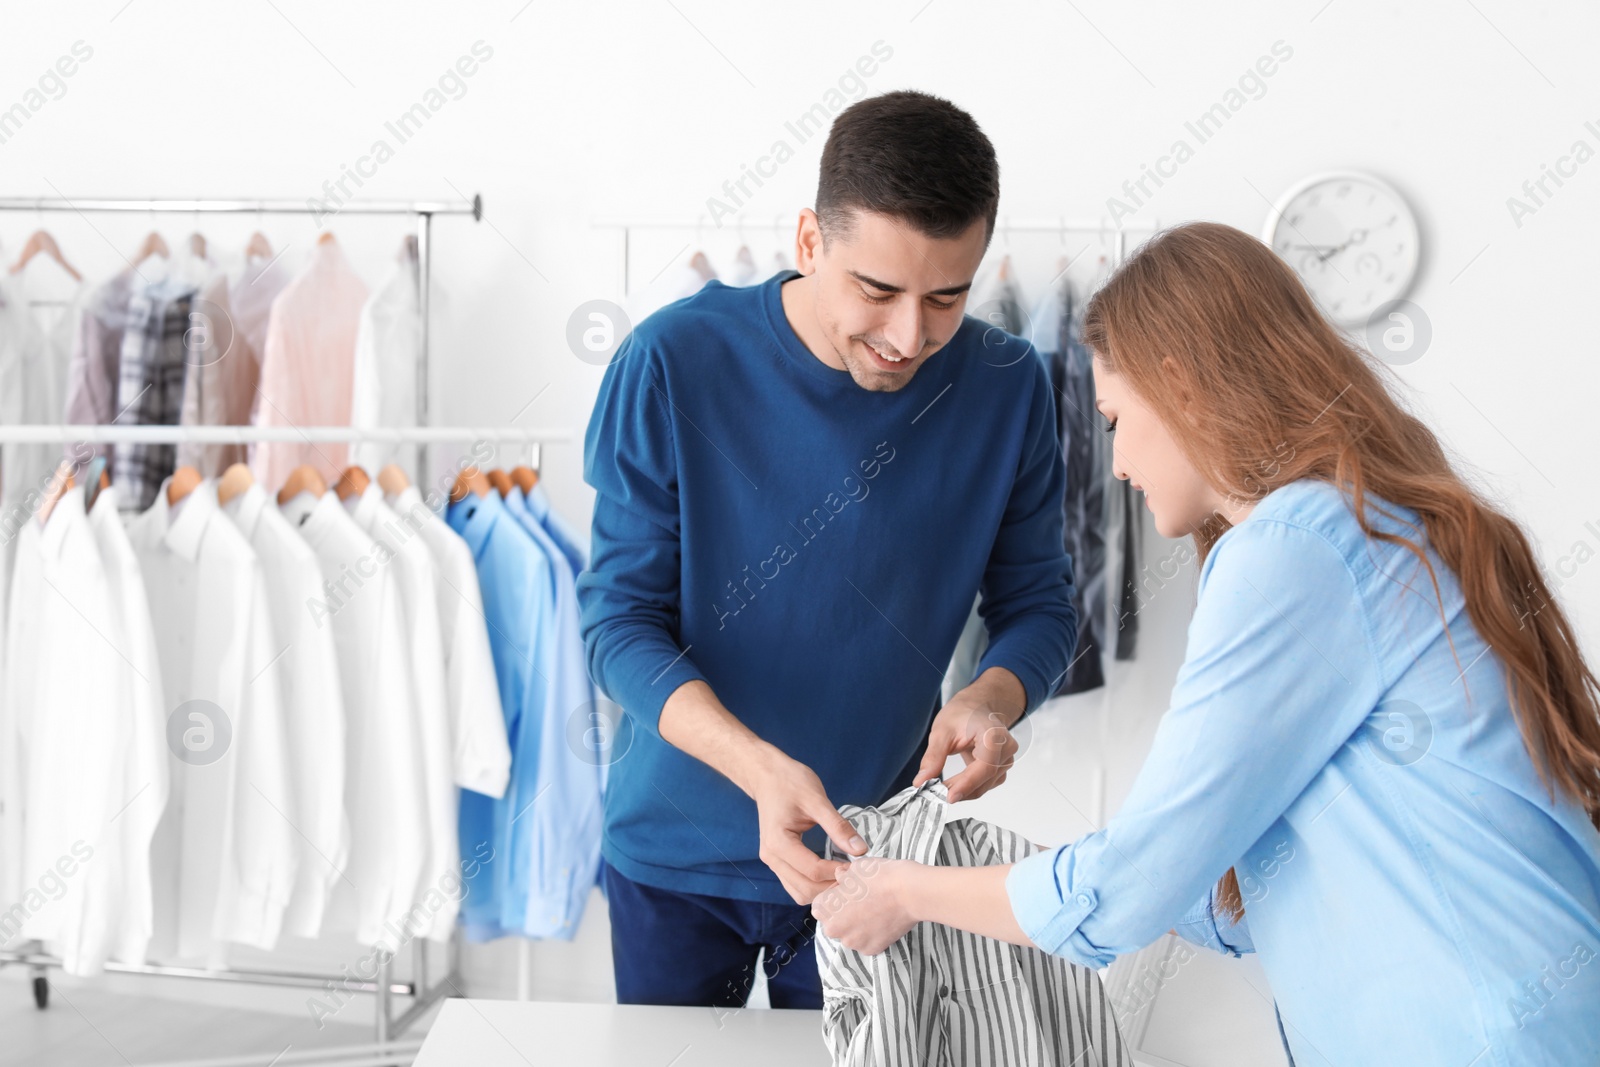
591 214 1162 296
0 193 483 481
0 195 559 1067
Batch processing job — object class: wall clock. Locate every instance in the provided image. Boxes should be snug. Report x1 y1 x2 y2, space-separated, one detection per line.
1261 171 1420 327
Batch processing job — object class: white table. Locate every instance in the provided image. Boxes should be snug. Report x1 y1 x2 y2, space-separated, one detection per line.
414 999 832 1065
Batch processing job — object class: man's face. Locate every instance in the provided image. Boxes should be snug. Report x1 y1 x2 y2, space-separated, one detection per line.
795 208 989 393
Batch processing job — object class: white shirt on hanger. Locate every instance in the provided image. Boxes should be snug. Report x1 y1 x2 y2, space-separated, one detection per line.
86 484 169 969
343 482 458 943
348 257 423 477
223 481 349 939
385 484 510 800
278 489 427 948
126 478 296 965
1 489 128 976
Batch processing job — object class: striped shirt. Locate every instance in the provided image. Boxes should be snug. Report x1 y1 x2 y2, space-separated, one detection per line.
818 781 1132 1066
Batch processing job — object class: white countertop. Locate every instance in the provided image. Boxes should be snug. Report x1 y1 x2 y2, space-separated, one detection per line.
414 998 832 1066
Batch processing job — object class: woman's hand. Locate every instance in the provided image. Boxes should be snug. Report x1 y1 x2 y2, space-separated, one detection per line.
813 857 923 955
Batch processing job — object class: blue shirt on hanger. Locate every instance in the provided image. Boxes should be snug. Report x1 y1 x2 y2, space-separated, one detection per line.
447 489 558 941
524 482 588 577
502 484 604 935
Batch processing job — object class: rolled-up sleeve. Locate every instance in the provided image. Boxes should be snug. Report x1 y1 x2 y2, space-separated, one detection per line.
974 354 1078 713
1004 517 1385 968
576 337 707 737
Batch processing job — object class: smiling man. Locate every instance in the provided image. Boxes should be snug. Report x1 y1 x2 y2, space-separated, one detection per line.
577 90 1078 1008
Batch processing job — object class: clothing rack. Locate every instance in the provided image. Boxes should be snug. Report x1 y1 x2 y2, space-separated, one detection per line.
591 214 1162 297
0 194 481 482
0 196 533 1067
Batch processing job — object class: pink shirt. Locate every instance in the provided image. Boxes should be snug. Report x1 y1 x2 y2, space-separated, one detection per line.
250 238 368 489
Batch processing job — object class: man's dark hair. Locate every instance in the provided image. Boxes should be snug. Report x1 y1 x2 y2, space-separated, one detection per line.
816 90 999 246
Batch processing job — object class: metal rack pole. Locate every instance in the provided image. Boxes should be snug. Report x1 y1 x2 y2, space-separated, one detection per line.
0 425 569 444
0 196 481 218
416 211 434 484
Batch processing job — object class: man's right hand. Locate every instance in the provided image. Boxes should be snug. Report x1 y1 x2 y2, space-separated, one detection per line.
657 679 869 905
748 748 868 905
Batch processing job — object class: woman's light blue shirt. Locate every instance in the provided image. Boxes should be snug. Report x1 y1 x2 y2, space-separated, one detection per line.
1006 479 1600 1066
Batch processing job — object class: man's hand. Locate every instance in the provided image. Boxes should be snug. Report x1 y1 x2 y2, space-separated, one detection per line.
658 680 867 906
746 748 868 905
914 666 1026 802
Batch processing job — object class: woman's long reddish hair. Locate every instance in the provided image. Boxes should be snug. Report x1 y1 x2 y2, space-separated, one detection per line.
1080 221 1600 919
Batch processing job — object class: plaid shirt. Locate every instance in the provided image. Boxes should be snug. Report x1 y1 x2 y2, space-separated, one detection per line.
114 275 196 510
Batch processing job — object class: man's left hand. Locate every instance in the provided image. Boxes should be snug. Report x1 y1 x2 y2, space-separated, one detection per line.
913 667 1025 803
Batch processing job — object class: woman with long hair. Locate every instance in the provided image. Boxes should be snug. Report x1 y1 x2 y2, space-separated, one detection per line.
817 221 1600 1064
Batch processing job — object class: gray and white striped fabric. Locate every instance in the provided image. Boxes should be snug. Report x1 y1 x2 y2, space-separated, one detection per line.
817 781 1132 1067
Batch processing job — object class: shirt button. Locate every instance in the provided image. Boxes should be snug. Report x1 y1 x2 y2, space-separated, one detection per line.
1075 893 1092 907
937 984 949 998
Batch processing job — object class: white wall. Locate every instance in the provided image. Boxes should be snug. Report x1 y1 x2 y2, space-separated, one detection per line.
4 1 1599 1062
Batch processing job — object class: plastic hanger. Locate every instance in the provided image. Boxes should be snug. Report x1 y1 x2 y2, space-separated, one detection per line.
131 231 170 280
377 463 411 497
167 466 203 506
8 230 82 282
449 465 491 504
335 465 370 501
217 462 254 507
277 464 328 505
83 457 109 510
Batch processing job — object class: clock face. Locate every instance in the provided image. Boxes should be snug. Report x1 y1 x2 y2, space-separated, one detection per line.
1264 173 1419 327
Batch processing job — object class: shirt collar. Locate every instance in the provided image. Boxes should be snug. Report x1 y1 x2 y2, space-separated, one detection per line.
279 488 343 544
161 477 219 563
447 487 504 558
37 487 86 562
223 482 269 539
344 481 383 530
525 483 552 521
386 484 440 531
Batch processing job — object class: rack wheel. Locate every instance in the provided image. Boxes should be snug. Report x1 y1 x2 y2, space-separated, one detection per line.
32 975 48 1009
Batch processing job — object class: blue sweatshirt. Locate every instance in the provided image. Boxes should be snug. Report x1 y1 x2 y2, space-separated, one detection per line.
577 270 1077 903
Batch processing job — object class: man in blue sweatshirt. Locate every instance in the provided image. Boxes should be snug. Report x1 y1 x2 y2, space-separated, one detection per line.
577 90 1077 1008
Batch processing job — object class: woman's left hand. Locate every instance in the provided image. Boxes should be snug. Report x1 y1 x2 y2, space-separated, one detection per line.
813 856 923 955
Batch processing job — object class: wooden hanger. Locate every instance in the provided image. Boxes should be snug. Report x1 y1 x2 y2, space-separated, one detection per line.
187 232 208 260
217 463 255 507
167 466 203 506
245 231 273 259
134 231 170 262
316 230 337 246
335 465 370 502
377 463 411 497
688 250 716 282
450 465 491 504
277 464 328 505
37 462 76 525
9 230 83 282
486 468 513 497
399 234 418 262
510 465 539 493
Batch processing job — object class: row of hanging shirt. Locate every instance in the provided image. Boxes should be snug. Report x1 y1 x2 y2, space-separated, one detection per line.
0 439 600 976
944 252 1145 703
0 226 428 518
